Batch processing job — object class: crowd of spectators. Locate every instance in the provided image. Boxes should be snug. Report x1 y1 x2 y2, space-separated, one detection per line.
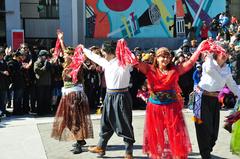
1 12 240 118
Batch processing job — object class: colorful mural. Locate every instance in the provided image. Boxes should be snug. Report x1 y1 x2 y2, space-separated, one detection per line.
85 0 226 38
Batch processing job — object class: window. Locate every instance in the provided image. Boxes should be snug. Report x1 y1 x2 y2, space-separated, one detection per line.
21 0 59 19
38 0 59 18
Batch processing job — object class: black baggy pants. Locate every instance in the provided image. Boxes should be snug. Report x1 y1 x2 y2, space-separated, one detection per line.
195 94 220 159
97 91 135 154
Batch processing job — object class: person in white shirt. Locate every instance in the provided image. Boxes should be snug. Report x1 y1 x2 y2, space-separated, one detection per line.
194 50 240 159
82 41 135 159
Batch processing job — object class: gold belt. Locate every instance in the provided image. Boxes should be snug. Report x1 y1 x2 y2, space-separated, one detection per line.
107 88 128 93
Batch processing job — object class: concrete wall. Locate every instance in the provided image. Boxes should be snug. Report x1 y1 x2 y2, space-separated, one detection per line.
5 0 21 46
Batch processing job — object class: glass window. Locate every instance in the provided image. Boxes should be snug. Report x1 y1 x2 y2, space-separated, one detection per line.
39 0 59 18
21 0 59 19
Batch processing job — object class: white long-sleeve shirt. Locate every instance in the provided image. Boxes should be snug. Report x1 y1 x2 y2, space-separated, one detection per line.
83 48 132 89
198 54 240 98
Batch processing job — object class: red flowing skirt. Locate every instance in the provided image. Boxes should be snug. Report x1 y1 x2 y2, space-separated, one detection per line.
143 101 192 159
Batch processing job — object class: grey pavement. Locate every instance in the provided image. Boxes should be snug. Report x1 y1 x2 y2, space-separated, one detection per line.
0 109 239 159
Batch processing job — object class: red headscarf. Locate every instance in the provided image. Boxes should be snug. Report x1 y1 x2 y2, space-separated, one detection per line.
198 39 227 55
115 39 138 67
66 45 85 84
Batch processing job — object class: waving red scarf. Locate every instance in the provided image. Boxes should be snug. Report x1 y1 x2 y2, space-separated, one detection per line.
210 41 227 55
115 39 138 67
198 39 227 55
67 45 85 84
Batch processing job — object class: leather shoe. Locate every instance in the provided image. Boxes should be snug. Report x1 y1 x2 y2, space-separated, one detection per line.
72 145 82 154
223 122 232 133
88 146 105 157
124 153 133 159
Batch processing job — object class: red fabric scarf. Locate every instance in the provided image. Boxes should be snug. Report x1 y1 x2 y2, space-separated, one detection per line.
66 45 85 84
115 39 138 67
199 39 227 55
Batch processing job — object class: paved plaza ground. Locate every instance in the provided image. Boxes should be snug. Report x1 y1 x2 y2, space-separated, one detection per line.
0 109 239 159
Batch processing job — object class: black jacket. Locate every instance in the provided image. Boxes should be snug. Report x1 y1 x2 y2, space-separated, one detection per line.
7 59 25 89
0 60 10 90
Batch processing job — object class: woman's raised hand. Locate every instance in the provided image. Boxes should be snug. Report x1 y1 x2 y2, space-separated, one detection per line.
77 44 84 49
57 29 64 41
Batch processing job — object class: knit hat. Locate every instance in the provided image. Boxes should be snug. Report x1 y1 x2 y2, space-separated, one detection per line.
38 50 49 57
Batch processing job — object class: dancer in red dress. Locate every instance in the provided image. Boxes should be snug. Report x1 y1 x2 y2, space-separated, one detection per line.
134 45 204 158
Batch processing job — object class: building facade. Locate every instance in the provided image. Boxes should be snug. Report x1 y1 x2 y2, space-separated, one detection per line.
0 0 238 49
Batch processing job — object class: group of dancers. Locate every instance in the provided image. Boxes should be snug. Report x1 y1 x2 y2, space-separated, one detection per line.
50 31 240 159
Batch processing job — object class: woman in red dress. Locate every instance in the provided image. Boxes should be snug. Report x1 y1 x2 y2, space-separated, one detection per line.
135 46 203 159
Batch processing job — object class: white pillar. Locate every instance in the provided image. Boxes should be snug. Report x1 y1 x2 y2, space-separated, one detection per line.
59 0 73 46
78 0 85 45
72 0 78 46
60 0 85 47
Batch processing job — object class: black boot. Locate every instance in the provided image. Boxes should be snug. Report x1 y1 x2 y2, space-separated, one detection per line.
78 140 87 146
72 143 82 154
72 140 86 147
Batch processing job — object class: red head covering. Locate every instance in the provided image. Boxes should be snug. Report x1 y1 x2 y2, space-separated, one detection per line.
198 39 227 56
115 39 138 67
66 45 85 84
